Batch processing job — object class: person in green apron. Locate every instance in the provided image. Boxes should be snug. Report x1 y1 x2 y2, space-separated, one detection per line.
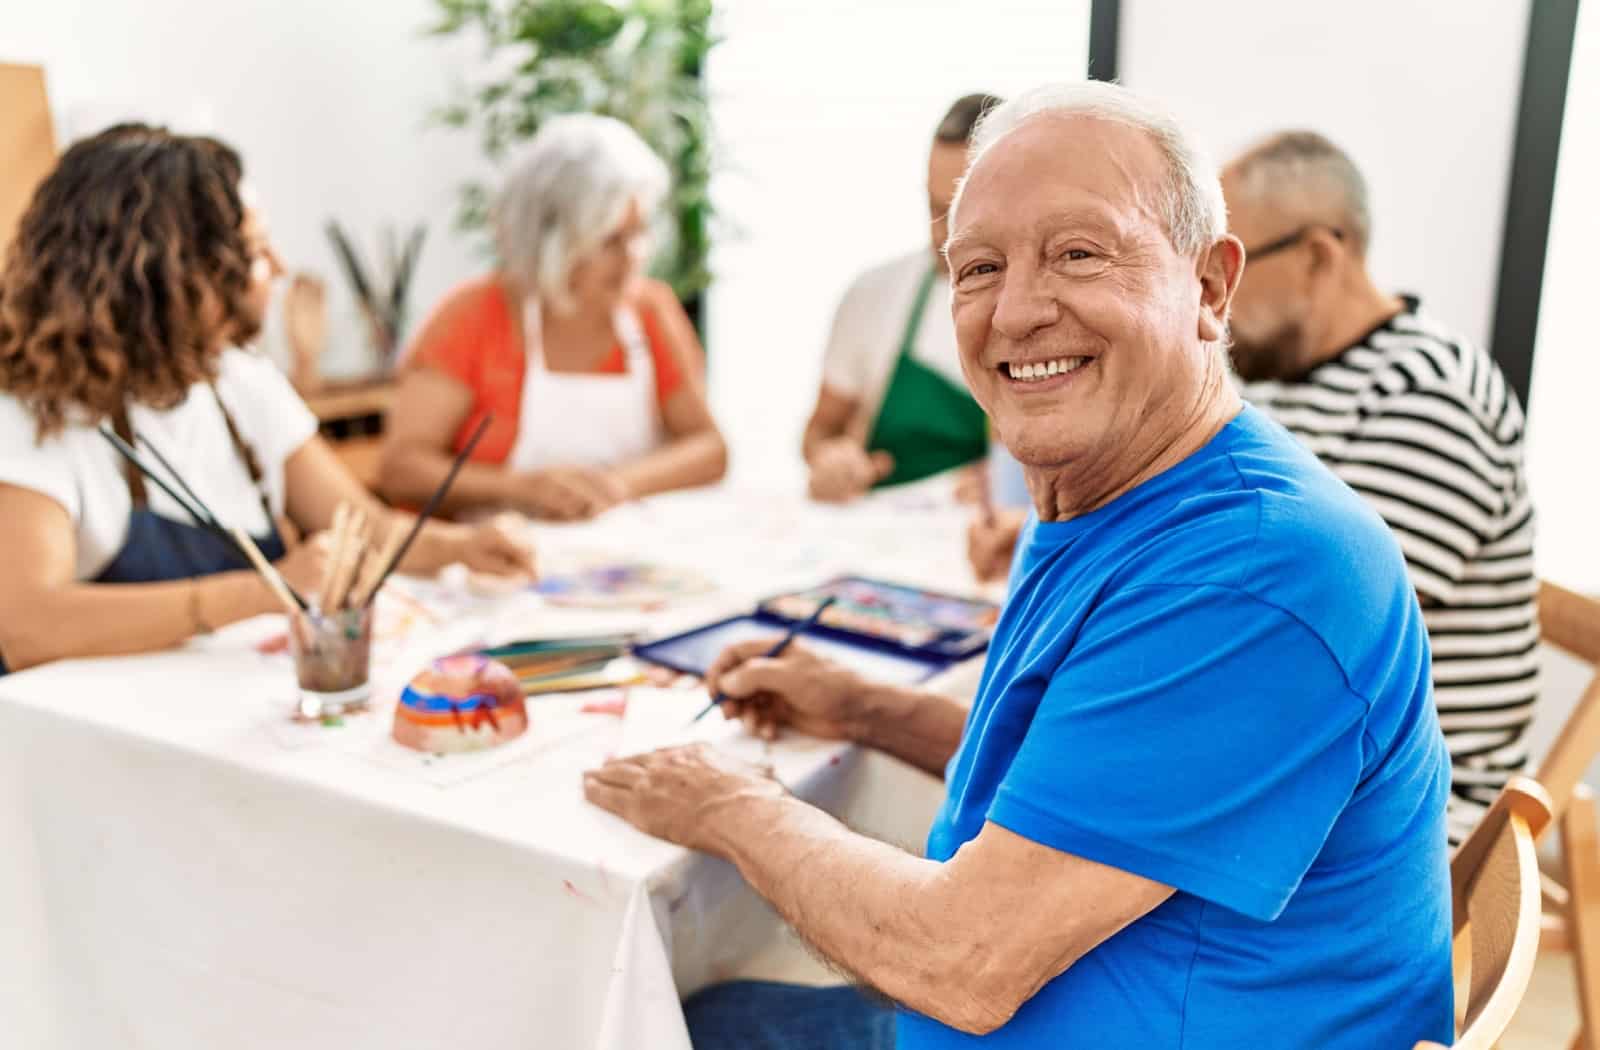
862 266 989 487
803 93 1000 502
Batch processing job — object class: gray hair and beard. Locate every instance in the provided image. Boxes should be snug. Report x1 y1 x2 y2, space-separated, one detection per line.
1228 321 1313 384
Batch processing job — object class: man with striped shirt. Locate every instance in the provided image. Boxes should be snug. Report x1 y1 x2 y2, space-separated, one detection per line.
1223 131 1537 844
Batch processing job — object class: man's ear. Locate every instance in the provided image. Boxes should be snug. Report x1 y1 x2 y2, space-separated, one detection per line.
1198 235 1245 343
1303 226 1344 278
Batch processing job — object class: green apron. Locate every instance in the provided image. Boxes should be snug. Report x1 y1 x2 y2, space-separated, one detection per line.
866 265 989 487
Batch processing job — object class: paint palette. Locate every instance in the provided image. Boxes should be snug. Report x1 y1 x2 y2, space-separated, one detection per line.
634 576 999 683
533 560 715 610
759 576 999 657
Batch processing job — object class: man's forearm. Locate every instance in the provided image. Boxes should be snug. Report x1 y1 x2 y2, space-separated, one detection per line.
702 793 1011 1034
611 429 728 499
850 682 968 777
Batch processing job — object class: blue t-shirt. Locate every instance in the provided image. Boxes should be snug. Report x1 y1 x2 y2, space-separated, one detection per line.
900 406 1452 1049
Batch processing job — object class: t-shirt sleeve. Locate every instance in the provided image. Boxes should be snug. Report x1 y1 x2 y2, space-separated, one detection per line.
820 271 879 397
0 394 78 518
1323 385 1518 602
638 303 688 406
214 350 319 471
403 283 490 389
988 582 1368 922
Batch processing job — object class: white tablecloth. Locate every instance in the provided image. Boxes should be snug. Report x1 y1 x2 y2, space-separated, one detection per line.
0 481 985 1050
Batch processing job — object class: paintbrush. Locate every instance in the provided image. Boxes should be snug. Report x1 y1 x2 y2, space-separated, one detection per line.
319 504 352 612
690 596 839 724
349 519 406 610
360 412 493 607
228 526 302 616
133 431 223 529
325 504 370 613
100 427 218 534
326 220 375 312
101 427 310 611
100 425 315 608
389 226 426 352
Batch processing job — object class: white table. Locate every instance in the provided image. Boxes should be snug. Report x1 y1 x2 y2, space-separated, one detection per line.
0 481 987 1050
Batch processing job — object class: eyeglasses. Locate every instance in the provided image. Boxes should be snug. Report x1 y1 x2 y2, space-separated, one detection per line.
1244 224 1345 261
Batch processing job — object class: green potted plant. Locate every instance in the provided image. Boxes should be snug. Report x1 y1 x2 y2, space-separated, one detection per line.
429 0 717 325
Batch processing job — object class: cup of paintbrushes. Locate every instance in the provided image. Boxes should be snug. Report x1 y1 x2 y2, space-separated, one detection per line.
289 604 375 719
285 415 493 718
288 502 396 718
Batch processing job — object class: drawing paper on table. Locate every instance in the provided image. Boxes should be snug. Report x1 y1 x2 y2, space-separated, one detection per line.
615 687 763 761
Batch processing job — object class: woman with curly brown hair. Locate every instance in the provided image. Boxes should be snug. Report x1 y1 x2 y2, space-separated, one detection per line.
0 124 537 673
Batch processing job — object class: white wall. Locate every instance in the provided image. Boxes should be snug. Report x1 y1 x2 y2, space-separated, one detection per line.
1 0 487 379
703 0 1091 487
9 0 1566 534
1526 0 1599 594
1120 0 1528 353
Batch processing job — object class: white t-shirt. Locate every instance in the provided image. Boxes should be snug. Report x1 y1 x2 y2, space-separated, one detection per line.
0 349 318 580
821 249 964 439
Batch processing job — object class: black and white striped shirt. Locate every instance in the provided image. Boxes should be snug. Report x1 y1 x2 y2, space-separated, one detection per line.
1243 297 1538 844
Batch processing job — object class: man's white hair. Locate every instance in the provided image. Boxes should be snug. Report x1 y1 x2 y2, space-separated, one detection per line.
493 113 669 310
951 81 1227 257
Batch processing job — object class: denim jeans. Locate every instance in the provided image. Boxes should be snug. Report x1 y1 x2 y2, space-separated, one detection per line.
684 980 897 1050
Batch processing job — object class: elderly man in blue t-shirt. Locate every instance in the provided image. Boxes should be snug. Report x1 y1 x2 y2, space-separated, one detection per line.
584 81 1452 1049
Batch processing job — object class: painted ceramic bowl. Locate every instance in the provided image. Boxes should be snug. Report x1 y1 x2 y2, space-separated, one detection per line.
392 654 527 753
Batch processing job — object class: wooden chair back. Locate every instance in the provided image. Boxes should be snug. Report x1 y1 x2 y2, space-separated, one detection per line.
1529 581 1600 1049
1533 581 1600 820
1417 776 1552 1049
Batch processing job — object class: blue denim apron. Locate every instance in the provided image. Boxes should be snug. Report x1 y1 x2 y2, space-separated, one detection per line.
0 389 286 674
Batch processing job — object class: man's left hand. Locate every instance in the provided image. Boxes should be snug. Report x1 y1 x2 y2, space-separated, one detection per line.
584 744 786 851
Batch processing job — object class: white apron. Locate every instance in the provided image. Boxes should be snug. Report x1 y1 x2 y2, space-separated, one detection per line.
506 299 664 472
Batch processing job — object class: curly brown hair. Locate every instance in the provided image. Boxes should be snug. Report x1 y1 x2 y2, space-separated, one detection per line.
0 123 259 439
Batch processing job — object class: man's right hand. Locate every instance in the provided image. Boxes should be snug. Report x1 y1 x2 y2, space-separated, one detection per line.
807 438 894 503
705 639 871 741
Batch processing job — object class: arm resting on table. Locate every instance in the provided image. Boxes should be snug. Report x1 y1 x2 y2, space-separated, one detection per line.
0 484 275 670
705 805 1172 1035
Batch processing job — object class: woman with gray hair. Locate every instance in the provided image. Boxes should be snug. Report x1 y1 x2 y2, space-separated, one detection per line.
381 114 726 520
